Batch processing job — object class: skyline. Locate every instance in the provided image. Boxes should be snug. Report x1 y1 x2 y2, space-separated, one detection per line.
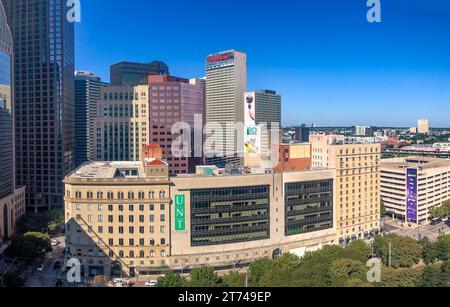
75 0 450 127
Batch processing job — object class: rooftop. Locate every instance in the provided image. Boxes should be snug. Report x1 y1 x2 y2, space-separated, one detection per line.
67 160 167 180
381 157 450 170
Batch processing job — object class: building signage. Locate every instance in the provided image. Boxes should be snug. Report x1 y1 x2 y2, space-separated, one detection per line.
244 93 261 156
207 52 234 63
406 168 418 222
175 195 186 231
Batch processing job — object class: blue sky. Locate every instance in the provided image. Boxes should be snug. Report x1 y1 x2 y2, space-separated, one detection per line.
75 0 450 127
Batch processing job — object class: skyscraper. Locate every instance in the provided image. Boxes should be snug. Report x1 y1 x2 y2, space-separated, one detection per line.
205 50 247 167
0 1 26 242
110 61 170 86
418 119 430 134
2 0 75 211
74 71 107 167
148 75 204 174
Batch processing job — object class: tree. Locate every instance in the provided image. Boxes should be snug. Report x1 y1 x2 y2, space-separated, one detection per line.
327 258 366 287
223 272 246 287
6 232 52 263
47 209 65 234
420 237 437 265
433 235 450 262
373 234 421 268
157 271 185 287
248 258 273 286
421 265 442 287
343 240 371 263
380 267 423 287
429 201 450 219
188 267 222 287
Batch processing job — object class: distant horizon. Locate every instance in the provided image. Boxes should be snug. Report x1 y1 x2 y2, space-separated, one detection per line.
76 0 450 128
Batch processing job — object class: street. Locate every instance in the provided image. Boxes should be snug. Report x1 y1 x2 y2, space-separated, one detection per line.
24 236 66 287
385 218 450 242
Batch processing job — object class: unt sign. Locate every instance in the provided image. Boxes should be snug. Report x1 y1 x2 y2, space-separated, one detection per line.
175 195 186 231
406 168 418 222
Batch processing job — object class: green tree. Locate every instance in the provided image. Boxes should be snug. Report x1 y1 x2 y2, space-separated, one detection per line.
434 235 450 262
380 267 423 287
156 271 185 287
188 267 222 287
327 258 366 287
6 232 52 263
373 234 421 268
47 209 65 234
343 240 371 263
223 272 246 287
421 265 442 287
248 258 273 286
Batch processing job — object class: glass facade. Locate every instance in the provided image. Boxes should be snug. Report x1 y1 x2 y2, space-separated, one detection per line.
191 186 270 246
0 49 13 199
285 180 334 236
2 0 75 210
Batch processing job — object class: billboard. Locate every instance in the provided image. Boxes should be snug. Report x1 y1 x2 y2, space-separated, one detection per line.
406 168 418 222
244 93 260 156
174 195 186 231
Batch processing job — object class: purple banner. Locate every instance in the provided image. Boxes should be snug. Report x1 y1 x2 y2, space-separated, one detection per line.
406 168 418 221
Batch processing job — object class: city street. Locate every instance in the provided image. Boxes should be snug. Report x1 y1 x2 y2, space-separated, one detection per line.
24 236 66 287
385 218 450 242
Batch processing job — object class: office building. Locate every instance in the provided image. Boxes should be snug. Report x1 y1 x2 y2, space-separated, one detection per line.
418 119 430 134
74 71 107 167
148 75 204 174
110 61 169 86
352 126 376 137
64 161 336 277
94 85 149 162
0 2 26 243
381 157 450 223
295 125 310 143
310 134 381 244
205 50 247 166
2 0 75 211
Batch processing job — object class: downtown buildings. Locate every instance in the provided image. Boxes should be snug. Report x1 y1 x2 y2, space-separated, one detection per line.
2 0 75 211
64 159 335 277
0 1 26 243
381 157 450 223
110 61 169 86
310 134 381 244
74 71 107 167
205 50 247 167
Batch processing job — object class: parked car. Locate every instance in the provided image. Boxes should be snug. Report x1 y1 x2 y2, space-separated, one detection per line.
51 239 61 247
145 280 157 287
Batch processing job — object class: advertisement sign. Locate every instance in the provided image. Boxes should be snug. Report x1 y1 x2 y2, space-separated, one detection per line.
406 168 418 222
175 195 186 231
244 93 260 156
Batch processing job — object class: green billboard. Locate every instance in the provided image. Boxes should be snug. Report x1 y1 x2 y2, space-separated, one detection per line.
174 195 186 231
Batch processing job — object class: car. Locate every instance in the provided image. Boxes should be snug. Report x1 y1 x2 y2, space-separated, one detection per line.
51 239 61 247
145 280 157 287
53 261 62 270
37 264 44 272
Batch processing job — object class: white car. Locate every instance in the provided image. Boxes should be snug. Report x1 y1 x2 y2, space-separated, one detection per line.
37 264 44 272
145 280 157 287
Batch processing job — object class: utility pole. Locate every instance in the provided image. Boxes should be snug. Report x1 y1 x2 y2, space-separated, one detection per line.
245 275 249 288
388 242 392 268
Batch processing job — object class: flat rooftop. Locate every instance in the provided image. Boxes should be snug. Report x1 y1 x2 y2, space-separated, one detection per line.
381 157 450 170
67 161 148 180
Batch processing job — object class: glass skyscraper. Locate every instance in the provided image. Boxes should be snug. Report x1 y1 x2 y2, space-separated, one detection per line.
74 71 107 168
2 0 75 211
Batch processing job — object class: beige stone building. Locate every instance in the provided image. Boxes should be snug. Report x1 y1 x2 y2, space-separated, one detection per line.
64 159 171 277
310 134 381 244
94 85 149 162
381 157 450 223
64 160 337 277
